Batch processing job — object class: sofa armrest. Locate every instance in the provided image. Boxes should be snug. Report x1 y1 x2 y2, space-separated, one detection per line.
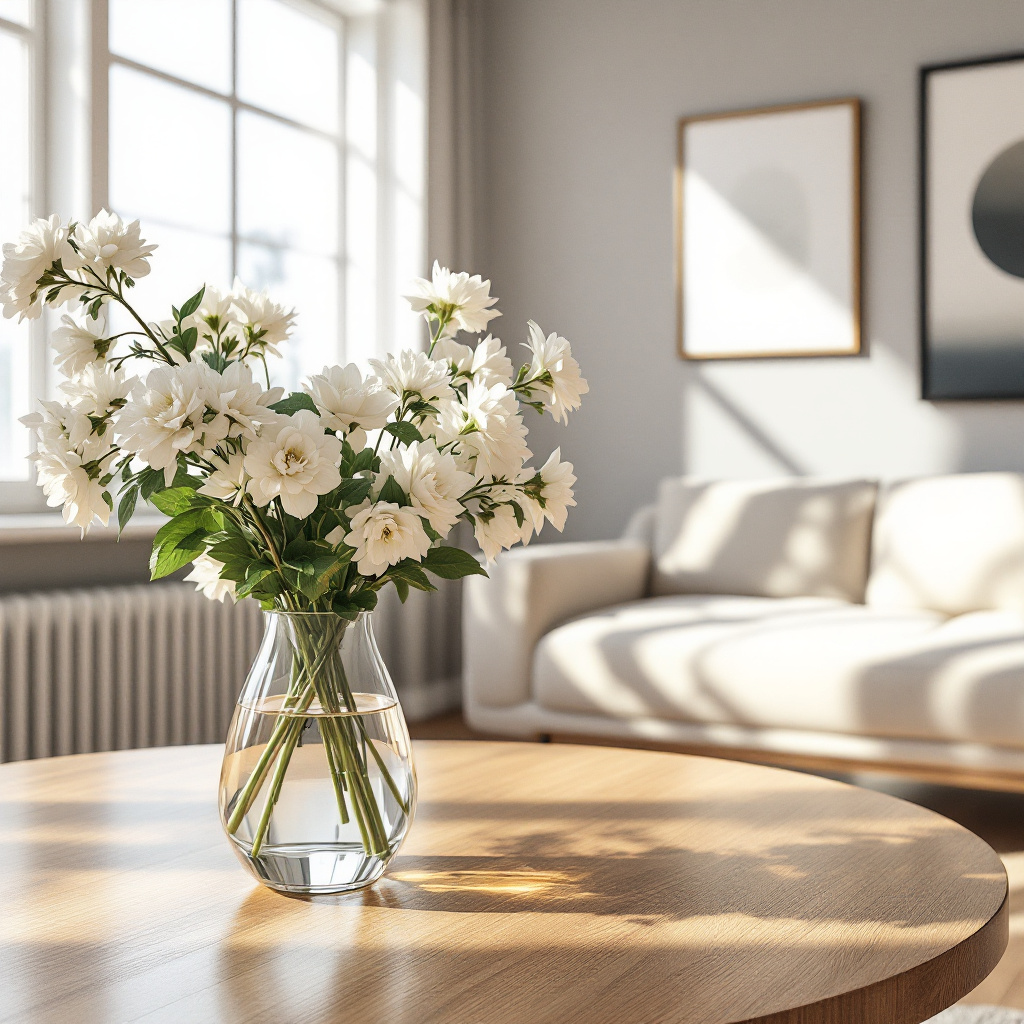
462 540 651 711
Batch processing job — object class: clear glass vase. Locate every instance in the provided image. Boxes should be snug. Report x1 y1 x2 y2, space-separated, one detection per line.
219 610 416 895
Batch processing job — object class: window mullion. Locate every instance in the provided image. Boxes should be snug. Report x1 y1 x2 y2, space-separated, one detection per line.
23 1 45 504
337 16 347 365
230 0 238 282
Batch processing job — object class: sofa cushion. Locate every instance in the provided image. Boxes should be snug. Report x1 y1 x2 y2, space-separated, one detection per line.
651 478 877 602
533 595 1024 749
866 472 1024 617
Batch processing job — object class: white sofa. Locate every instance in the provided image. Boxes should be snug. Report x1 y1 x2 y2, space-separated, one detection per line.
463 473 1024 787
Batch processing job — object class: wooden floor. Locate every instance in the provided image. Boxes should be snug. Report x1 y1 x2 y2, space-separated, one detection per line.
408 712 1024 1010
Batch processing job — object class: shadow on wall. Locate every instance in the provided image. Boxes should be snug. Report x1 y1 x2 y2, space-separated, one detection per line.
685 370 806 475
679 349 1024 483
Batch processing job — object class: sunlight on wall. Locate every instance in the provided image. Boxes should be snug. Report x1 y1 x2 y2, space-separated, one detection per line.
683 345 962 480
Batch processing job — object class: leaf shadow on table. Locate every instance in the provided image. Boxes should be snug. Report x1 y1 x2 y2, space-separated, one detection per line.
271 785 1006 929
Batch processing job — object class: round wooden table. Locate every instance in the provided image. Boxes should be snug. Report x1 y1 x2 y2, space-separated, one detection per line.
0 741 1007 1024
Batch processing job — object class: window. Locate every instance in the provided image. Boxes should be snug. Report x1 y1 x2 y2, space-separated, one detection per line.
0 0 37 483
106 0 341 389
0 0 426 509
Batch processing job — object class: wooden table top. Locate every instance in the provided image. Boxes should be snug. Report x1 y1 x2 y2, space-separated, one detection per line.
0 740 1007 1024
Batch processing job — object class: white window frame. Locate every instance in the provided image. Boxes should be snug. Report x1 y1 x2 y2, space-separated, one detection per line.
0 1 48 511
0 0 425 516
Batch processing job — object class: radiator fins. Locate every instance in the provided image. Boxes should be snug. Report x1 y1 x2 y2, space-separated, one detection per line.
0 584 264 762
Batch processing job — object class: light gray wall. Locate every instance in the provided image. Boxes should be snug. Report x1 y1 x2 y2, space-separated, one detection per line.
0 536 163 594
476 0 1024 542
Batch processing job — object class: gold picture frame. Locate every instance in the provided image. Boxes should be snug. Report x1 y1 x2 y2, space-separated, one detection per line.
675 97 862 360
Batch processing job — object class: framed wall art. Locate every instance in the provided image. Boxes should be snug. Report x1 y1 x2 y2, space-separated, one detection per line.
675 97 861 360
921 52 1024 400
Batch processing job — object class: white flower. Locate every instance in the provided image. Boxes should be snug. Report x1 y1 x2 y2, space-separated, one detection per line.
35 448 110 532
304 363 398 450
369 350 453 404
467 334 514 387
344 500 432 576
116 361 222 484
529 447 577 532
1 215 83 321
197 449 248 505
377 440 474 538
205 361 281 441
230 277 297 358
404 261 501 337
196 285 238 337
435 382 530 481
434 333 514 388
243 409 342 518
184 553 237 604
525 321 588 424
52 315 110 377
23 400 109 464
60 363 134 419
474 503 527 563
75 210 157 279
432 338 474 375
22 404 112 532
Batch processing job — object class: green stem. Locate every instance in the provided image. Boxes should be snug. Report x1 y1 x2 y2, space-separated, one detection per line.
225 630 337 833
249 718 303 859
321 717 351 826
229 612 407 860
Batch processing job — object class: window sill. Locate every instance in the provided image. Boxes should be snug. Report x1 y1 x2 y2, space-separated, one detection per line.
0 513 164 545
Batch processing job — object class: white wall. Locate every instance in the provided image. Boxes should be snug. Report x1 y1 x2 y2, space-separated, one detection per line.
475 0 1024 542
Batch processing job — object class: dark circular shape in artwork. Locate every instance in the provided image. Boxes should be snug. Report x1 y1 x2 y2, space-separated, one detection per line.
972 139 1024 278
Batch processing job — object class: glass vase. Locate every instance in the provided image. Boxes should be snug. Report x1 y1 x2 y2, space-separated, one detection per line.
219 610 416 895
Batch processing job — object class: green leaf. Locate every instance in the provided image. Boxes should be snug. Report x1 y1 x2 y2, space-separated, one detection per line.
313 554 348 592
117 485 139 535
178 285 206 319
150 486 207 517
202 349 228 373
392 578 410 603
384 421 423 445
149 508 216 580
283 536 316 563
150 529 208 580
349 447 377 474
337 477 372 506
235 567 276 599
210 555 254 584
351 589 378 610
407 399 439 419
207 535 254 561
386 559 437 592
422 545 488 580
378 474 408 507
269 392 319 417
138 467 168 501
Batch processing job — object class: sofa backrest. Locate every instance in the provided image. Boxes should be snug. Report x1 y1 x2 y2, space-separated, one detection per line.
866 472 1024 617
651 477 878 603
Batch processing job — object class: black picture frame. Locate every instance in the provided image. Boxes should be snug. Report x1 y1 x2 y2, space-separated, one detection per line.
921 51 1024 401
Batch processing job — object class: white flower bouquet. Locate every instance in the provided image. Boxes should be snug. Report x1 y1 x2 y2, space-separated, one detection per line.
2 211 588 862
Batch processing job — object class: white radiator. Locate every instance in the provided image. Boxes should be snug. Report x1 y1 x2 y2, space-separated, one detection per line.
0 584 265 762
